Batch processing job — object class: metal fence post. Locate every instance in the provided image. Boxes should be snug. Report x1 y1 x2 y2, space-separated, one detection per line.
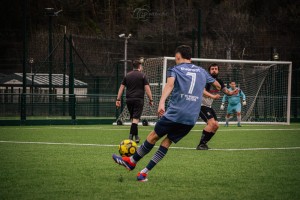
63 32 67 116
21 0 28 122
69 34 75 120
48 13 53 115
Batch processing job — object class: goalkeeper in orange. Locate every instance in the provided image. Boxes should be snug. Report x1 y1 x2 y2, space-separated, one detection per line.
220 81 246 127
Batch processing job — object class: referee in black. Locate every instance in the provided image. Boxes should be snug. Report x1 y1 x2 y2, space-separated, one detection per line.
116 60 153 143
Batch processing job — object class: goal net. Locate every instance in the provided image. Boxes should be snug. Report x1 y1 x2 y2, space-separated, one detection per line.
115 57 292 125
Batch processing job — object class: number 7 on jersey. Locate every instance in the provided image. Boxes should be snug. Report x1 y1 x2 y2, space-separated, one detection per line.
186 72 196 94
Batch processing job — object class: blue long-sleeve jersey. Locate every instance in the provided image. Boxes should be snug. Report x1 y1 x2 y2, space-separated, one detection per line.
164 63 215 125
222 87 246 105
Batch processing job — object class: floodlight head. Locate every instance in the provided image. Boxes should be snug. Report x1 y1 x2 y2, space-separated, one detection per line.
45 8 55 16
128 33 132 38
119 33 125 38
45 8 62 16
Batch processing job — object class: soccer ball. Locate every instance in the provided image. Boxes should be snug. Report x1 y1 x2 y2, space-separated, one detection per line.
118 139 137 157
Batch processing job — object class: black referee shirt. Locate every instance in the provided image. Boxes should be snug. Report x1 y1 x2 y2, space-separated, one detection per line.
121 70 149 99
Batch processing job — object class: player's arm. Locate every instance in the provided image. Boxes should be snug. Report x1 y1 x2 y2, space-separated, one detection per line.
158 77 175 116
240 90 246 105
203 89 220 99
220 94 227 110
222 94 227 103
222 87 238 96
116 84 125 108
145 85 154 106
211 80 221 91
143 75 153 106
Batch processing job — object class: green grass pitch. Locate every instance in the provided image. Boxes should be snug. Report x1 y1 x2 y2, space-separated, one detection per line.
0 124 300 200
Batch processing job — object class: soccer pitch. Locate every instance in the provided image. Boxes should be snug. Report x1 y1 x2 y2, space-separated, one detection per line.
0 124 300 200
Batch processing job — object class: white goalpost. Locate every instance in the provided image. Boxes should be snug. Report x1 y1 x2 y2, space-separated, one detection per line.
115 57 292 125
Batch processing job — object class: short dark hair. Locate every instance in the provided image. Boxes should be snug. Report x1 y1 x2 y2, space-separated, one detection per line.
132 60 141 69
208 63 219 71
175 45 192 60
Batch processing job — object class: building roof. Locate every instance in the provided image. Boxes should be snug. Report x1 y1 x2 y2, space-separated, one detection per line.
0 73 88 88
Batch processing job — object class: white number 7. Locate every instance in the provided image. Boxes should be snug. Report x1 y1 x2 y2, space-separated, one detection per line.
186 72 196 94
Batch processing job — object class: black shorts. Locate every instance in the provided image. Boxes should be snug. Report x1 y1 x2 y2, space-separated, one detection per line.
154 116 194 143
126 98 144 119
199 106 218 123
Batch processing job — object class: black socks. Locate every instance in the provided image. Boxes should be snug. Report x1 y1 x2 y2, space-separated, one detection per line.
130 123 138 136
200 130 215 145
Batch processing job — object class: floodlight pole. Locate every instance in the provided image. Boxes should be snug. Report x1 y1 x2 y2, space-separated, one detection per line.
119 33 132 76
124 37 128 75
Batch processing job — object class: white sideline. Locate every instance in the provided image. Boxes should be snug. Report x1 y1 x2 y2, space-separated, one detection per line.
113 122 291 125
0 140 300 151
2 127 300 132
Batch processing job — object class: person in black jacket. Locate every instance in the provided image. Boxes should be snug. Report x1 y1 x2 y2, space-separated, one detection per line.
116 60 153 143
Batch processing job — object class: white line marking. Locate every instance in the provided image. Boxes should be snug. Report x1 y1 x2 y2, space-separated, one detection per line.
0 140 117 147
1 127 300 132
0 140 299 151
192 128 300 132
171 146 300 151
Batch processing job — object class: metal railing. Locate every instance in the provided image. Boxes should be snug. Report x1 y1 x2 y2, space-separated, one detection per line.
0 93 118 120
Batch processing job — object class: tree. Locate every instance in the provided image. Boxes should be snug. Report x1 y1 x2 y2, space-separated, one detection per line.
205 0 256 59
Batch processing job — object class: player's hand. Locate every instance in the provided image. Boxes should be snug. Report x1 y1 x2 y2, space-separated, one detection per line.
157 103 165 117
116 100 121 108
149 100 154 106
220 103 225 110
231 89 239 95
213 94 221 100
242 100 246 106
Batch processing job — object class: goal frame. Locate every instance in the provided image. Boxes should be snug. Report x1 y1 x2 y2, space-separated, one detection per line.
162 57 292 125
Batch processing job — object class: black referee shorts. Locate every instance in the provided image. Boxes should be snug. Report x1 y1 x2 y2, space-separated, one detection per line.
199 106 218 123
126 98 144 120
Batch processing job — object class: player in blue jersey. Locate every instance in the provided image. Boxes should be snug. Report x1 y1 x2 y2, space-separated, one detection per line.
112 45 221 181
220 81 246 127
